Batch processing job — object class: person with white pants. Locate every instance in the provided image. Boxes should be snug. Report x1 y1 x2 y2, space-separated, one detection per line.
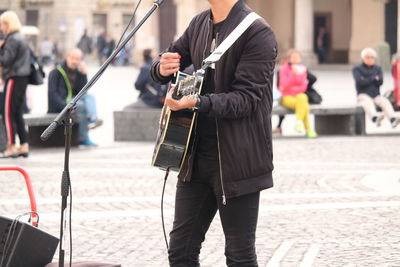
353 48 400 128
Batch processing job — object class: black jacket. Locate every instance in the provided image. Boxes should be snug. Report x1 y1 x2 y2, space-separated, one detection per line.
47 62 87 113
135 59 165 108
151 1 277 199
0 31 30 80
352 63 383 98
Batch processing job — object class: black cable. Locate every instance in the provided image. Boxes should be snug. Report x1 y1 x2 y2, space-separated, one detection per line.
0 217 18 266
69 178 72 267
5 215 23 254
161 168 170 250
62 3 143 265
0 212 39 266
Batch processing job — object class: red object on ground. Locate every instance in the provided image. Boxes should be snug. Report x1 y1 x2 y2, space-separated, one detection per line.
0 166 38 226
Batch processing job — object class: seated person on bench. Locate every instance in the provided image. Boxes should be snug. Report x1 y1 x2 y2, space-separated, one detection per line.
275 49 318 138
124 49 167 110
353 48 400 128
47 48 102 147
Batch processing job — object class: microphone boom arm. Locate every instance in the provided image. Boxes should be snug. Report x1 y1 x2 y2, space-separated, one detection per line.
41 0 164 140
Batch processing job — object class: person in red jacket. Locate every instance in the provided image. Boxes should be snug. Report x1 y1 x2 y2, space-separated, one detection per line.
0 11 31 158
278 49 317 138
392 53 400 109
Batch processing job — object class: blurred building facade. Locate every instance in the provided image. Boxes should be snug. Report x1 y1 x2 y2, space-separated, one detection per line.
0 0 398 65
247 0 398 65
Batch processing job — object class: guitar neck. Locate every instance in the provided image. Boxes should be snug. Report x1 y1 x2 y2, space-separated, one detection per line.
171 71 204 100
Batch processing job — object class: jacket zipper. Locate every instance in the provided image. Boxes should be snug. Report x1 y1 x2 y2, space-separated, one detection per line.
214 32 227 205
216 119 227 205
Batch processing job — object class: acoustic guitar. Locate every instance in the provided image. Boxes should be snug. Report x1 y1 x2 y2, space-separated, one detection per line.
152 70 205 171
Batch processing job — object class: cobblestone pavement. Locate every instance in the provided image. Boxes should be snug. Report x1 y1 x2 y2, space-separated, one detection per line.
1 136 400 266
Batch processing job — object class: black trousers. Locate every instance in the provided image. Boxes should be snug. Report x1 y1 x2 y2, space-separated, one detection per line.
168 157 260 267
2 77 29 145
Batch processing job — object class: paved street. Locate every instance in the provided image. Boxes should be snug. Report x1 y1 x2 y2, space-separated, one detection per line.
1 136 400 266
1 65 400 266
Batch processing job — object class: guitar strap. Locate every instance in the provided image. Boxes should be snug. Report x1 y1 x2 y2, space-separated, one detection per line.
202 12 261 68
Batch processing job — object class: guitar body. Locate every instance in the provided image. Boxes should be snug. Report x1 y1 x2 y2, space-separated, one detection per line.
152 71 204 171
152 108 197 171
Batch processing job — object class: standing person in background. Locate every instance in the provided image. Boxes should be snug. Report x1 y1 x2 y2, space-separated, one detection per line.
53 39 62 65
40 37 55 65
96 29 107 65
0 11 31 158
151 0 277 265
353 48 400 128
0 30 4 112
278 49 318 138
106 36 115 59
316 26 329 64
392 53 400 109
77 29 93 58
48 48 102 147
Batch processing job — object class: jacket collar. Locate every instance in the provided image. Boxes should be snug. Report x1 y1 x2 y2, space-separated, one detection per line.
225 0 246 22
61 61 80 74
61 61 69 70
208 0 246 24
362 62 374 69
4 31 18 41
6 31 18 37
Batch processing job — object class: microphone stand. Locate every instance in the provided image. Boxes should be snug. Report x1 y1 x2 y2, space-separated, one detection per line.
40 1 166 266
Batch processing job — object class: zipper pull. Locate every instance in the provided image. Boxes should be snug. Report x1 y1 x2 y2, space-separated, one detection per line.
222 195 226 205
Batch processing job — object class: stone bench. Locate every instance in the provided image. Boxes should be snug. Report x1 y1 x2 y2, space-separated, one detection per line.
272 105 366 135
0 113 79 149
114 108 161 142
113 105 366 142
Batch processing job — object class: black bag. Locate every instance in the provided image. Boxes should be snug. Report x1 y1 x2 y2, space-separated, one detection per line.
28 50 45 85
305 71 322 104
383 90 400 111
306 87 322 105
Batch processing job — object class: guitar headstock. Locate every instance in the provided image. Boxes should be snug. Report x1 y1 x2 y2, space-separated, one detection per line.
172 70 204 100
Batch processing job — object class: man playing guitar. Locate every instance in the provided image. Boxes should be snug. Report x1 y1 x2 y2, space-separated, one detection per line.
151 0 277 266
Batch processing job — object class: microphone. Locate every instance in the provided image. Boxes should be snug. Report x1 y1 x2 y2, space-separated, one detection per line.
40 121 59 141
154 0 166 6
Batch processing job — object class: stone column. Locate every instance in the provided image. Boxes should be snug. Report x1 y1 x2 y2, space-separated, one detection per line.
349 0 385 64
398 0 400 53
294 0 317 65
133 1 160 61
174 0 200 36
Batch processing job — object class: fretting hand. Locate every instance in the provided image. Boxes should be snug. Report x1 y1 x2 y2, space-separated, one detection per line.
165 86 197 111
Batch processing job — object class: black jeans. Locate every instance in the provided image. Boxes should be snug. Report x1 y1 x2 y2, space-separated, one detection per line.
168 157 260 267
2 77 29 145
